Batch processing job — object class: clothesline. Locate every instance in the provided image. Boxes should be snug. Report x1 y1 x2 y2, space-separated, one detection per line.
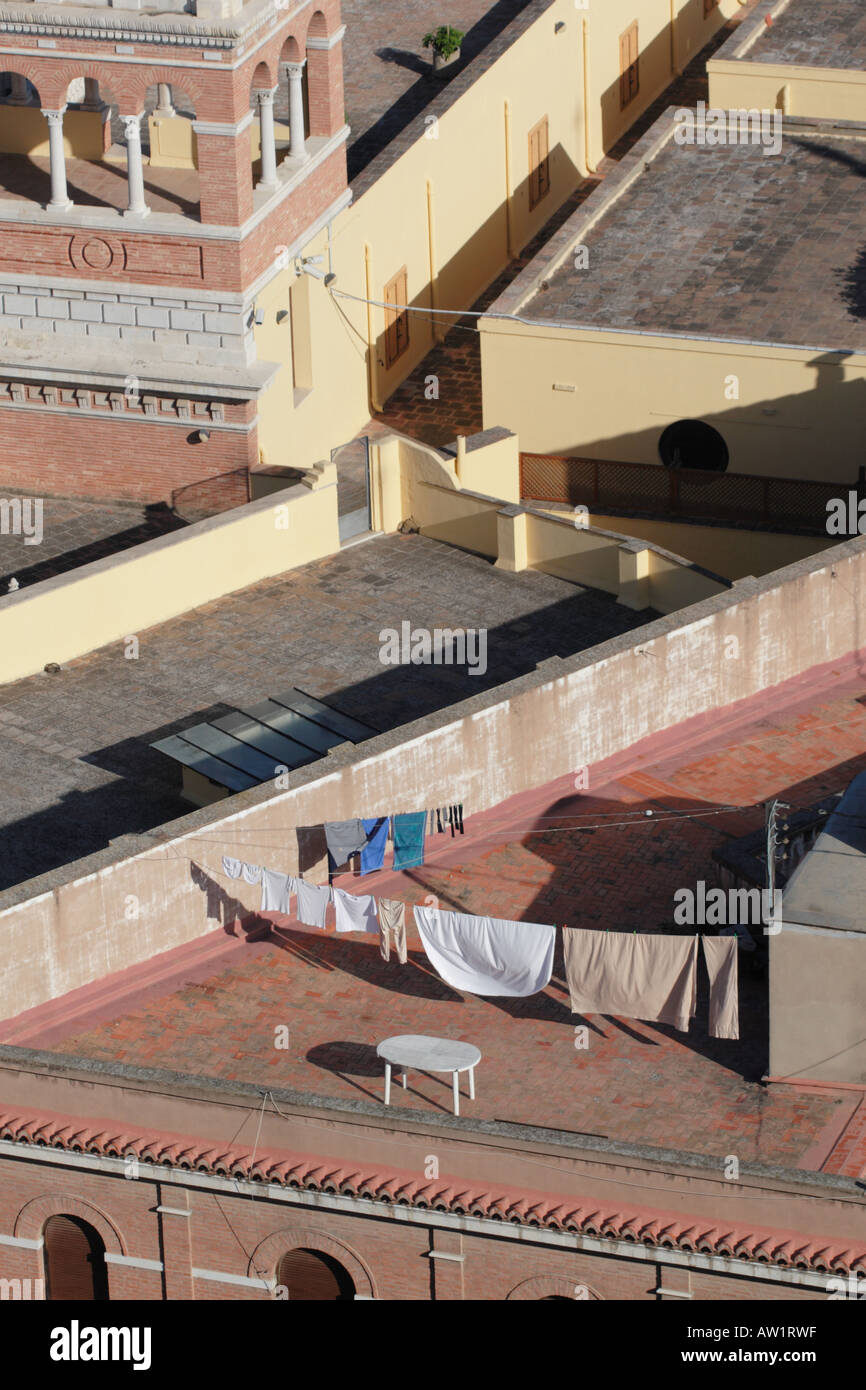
219 856 740 1039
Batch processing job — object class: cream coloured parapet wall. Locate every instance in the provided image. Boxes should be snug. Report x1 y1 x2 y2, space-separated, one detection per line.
0 467 340 686
371 428 726 614
0 535 863 1023
707 61 866 123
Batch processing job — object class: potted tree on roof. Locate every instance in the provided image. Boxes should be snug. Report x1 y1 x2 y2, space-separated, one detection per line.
423 24 465 73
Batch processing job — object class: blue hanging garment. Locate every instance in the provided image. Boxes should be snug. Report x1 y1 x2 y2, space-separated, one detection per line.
360 816 390 875
392 811 427 870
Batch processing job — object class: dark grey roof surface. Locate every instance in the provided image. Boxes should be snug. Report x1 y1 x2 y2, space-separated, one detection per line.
517 120 866 352
745 0 866 72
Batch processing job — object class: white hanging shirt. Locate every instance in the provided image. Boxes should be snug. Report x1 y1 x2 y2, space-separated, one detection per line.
332 888 379 934
295 878 332 929
413 907 556 997
260 869 294 915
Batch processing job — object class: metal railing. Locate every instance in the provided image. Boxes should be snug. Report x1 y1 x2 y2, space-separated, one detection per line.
520 454 844 535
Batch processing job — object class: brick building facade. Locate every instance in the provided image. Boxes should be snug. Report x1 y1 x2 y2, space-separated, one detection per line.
1 1067 862 1302
0 0 350 504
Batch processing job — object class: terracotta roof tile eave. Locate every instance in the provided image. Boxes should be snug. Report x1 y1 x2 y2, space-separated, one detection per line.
1 1106 864 1278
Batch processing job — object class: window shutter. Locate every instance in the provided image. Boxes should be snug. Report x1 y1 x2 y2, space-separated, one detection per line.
620 32 630 107
620 23 639 107
384 269 409 367
528 118 550 210
276 1249 355 1301
539 118 550 199
44 1216 109 1301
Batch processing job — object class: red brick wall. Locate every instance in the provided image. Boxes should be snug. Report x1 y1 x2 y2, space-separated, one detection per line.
0 1151 829 1302
307 44 345 139
0 401 258 505
0 0 348 287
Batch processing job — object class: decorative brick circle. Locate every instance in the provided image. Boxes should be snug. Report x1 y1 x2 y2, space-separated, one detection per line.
82 238 114 270
70 234 126 273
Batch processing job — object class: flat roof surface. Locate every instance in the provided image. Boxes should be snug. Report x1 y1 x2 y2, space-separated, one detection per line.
341 0 540 185
0 493 186 590
517 122 866 352
742 0 866 71
0 531 651 891
11 666 866 1177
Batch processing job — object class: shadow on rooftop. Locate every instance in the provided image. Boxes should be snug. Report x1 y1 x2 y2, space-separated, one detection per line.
0 503 188 589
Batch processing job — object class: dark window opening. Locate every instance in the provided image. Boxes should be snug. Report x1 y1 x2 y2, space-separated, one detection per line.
44 1215 109 1301
659 420 729 472
276 1247 356 1300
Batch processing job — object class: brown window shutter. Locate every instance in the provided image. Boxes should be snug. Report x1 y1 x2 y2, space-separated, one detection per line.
396 270 409 356
276 1248 356 1300
539 118 550 199
384 268 409 367
528 118 550 210
620 23 639 107
44 1216 109 1301
619 32 630 107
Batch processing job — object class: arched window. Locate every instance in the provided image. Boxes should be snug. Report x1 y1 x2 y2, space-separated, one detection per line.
276 1247 355 1300
44 1215 109 1301
659 420 729 472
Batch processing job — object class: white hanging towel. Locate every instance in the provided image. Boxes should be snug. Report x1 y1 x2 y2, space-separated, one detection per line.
222 855 242 880
242 863 262 885
260 869 294 915
295 878 332 929
413 907 556 997
332 888 378 934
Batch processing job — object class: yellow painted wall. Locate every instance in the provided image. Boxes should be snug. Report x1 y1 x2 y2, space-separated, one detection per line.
0 105 106 159
480 320 866 483
585 0 740 168
254 0 735 479
148 113 198 168
0 470 340 685
708 61 866 123
369 430 725 610
588 512 834 579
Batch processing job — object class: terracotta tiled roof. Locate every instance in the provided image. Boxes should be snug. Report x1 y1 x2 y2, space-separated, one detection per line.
2 1106 863 1277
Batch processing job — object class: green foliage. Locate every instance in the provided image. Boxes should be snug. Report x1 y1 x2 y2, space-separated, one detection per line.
422 25 465 58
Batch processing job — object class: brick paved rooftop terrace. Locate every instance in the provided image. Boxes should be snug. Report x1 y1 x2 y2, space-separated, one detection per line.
0 491 187 591
737 0 866 71
515 116 866 353
6 659 866 1179
341 0 535 184
0 531 653 891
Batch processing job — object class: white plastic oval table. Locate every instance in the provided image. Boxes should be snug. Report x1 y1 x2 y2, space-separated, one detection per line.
376 1034 481 1116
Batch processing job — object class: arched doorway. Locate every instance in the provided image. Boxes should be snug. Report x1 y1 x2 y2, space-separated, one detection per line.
659 420 729 472
44 1214 109 1300
276 1247 355 1300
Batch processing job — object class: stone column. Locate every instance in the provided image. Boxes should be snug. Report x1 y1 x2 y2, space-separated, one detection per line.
42 109 72 209
9 73 30 105
286 62 308 160
256 87 278 188
81 78 103 111
122 114 149 216
155 83 175 117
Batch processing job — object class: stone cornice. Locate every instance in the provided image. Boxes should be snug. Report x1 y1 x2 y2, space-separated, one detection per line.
0 0 301 50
